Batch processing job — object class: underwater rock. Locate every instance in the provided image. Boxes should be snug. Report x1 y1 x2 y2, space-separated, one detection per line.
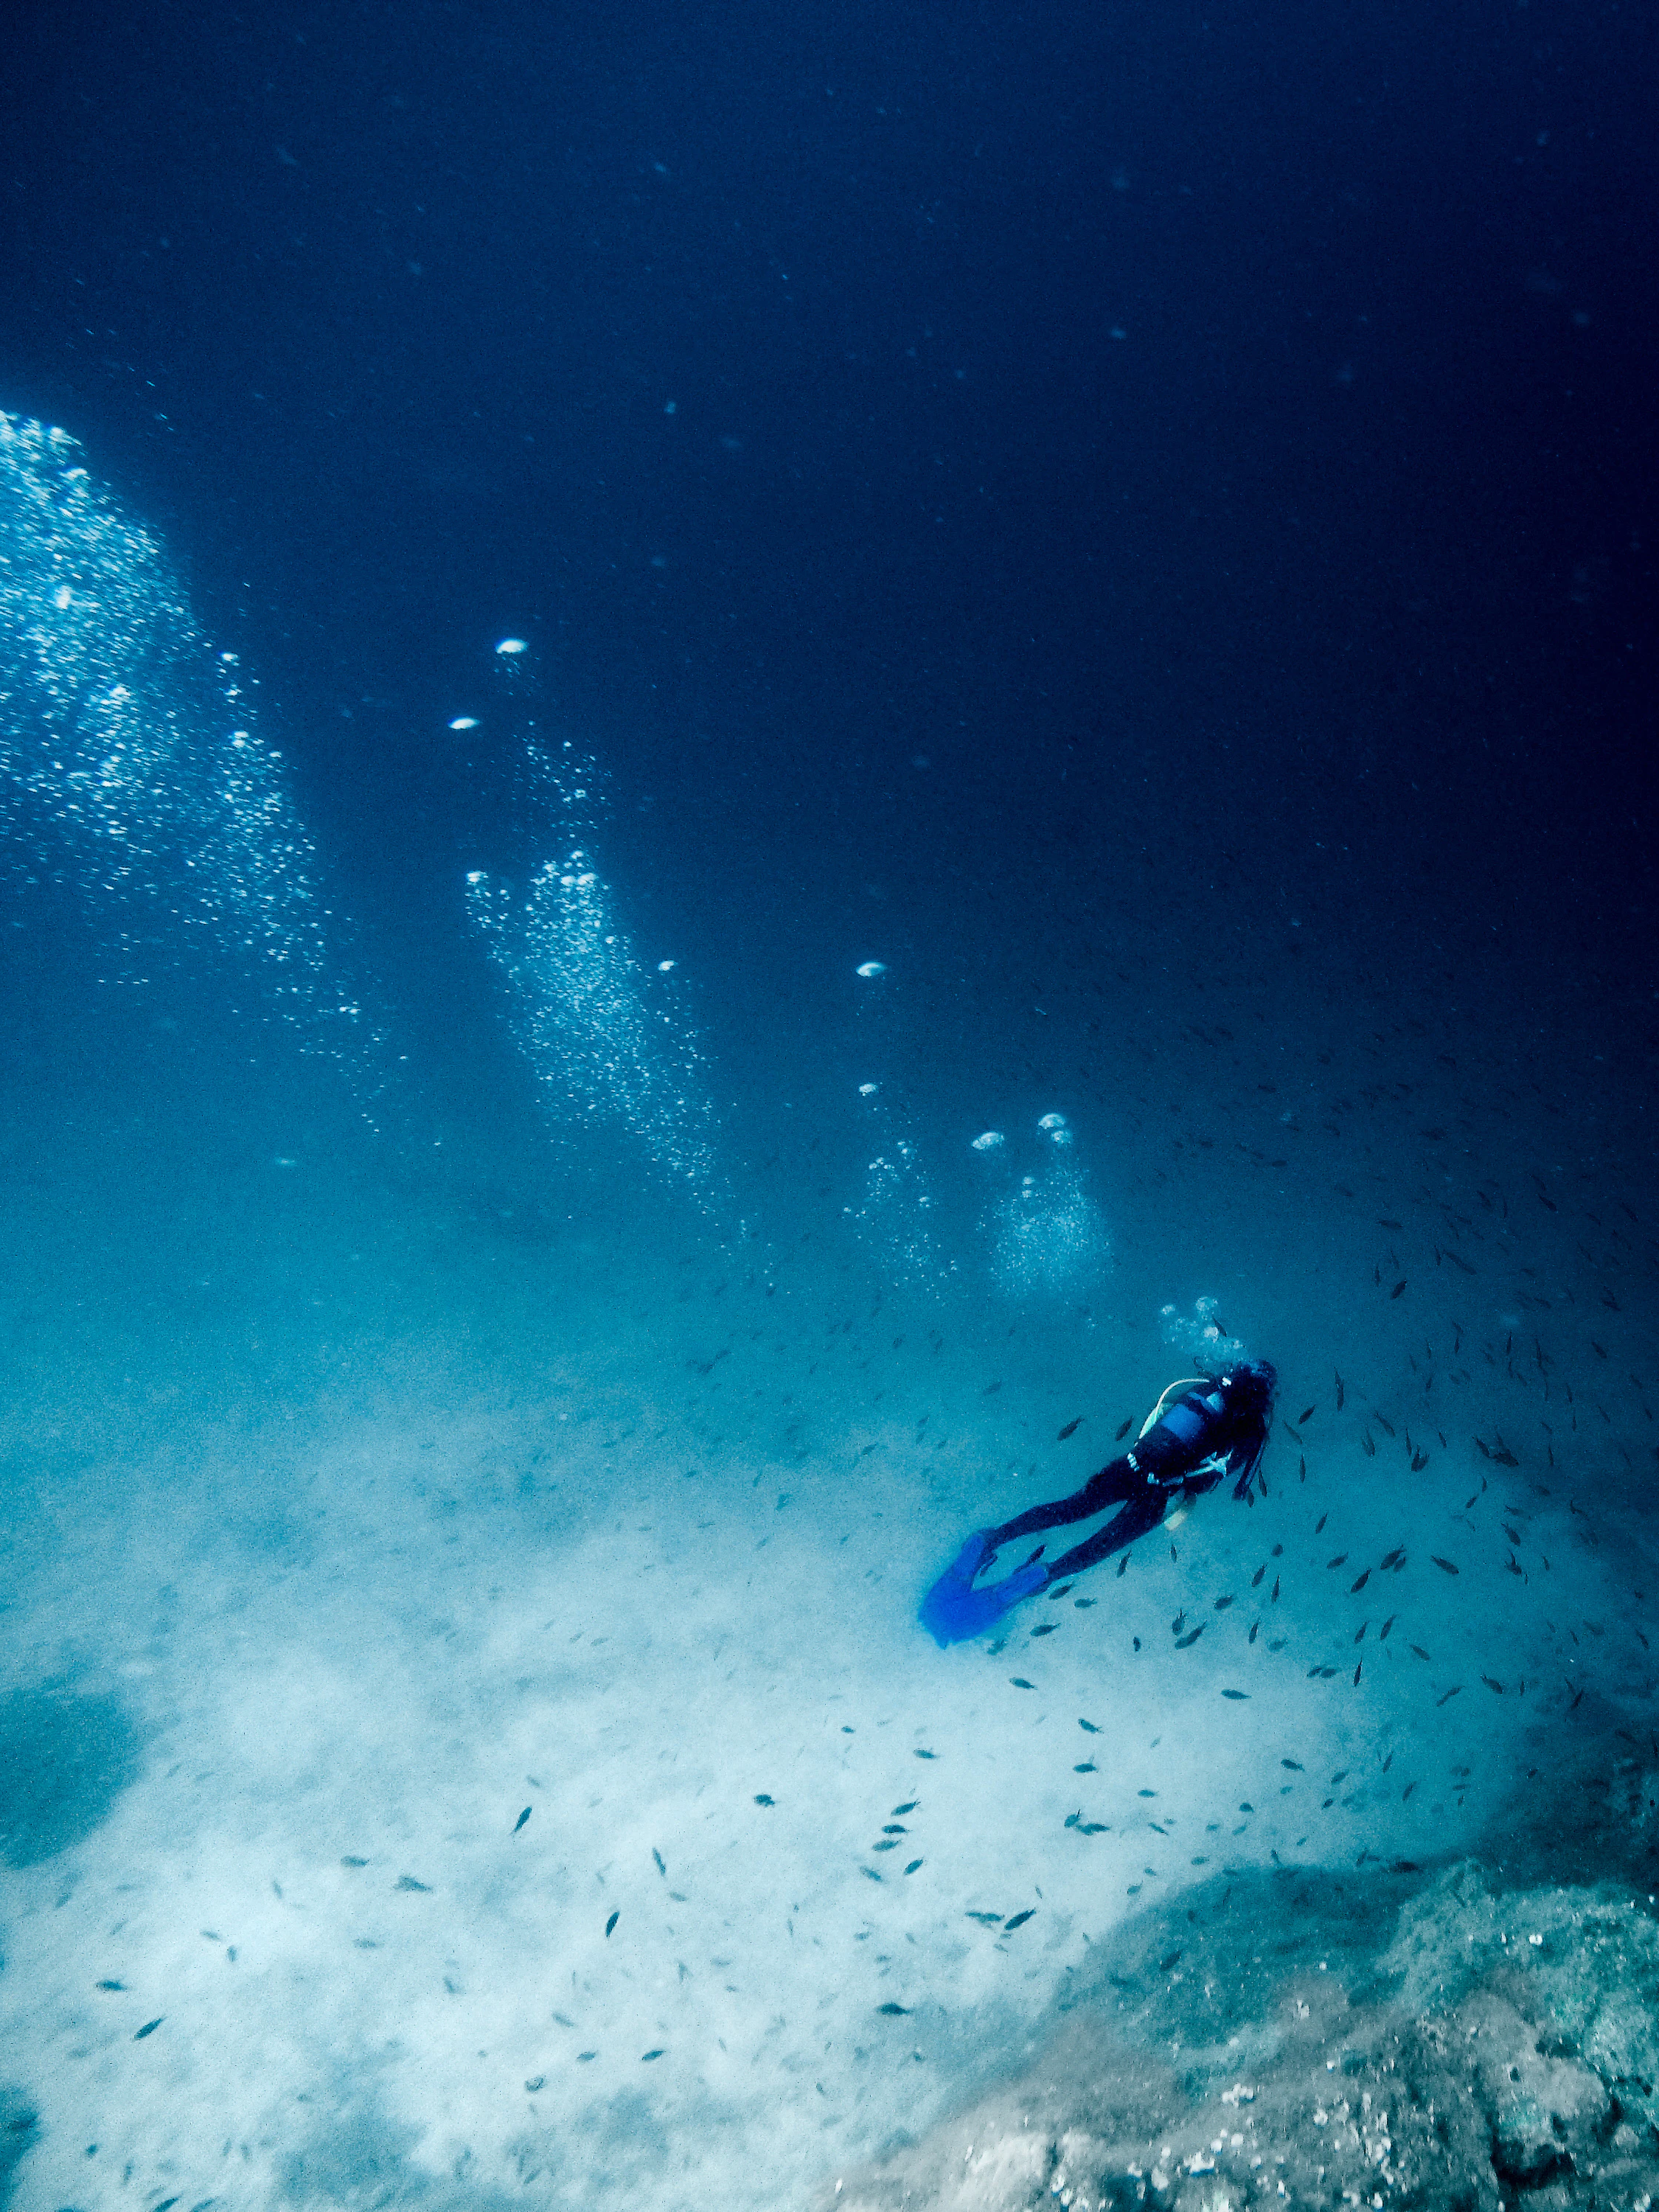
820 1861 1659 2212
1460 1994 1608 2184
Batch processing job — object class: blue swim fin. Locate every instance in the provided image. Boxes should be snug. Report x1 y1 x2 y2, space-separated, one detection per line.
920 1534 1048 1646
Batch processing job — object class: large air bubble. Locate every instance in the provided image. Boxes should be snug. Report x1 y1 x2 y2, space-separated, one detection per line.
1160 1293 1250 1366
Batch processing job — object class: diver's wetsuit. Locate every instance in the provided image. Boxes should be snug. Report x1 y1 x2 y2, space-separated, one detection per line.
985 1367 1277 1583
919 1362 1277 1645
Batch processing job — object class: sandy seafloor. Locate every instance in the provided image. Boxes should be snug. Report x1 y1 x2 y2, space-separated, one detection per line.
1 928 1657 2212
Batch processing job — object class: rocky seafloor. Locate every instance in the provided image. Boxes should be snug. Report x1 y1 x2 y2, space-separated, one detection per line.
823 1756 1659 2212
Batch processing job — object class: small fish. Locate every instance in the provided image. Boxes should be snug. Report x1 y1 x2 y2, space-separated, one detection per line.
1281 1758 1304 1770
514 1806 532 1834
1030 1623 1058 1638
1009 1677 1036 1689
134 2019 164 2040
1298 1405 1316 1425
1380 1548 1405 1570
1354 1660 1362 1685
1079 1718 1101 1733
1116 1554 1130 1576
1251 1565 1265 1587
1315 1512 1328 1534
881 1823 908 1834
1221 1688 1250 1700
1350 1569 1371 1593
877 2002 911 2015
1411 1450 1429 1472
1380 1217 1402 1231
97 1979 125 1991
1391 1281 1407 1300
653 1848 667 1874
1248 1620 1259 1643
891 1800 918 1815
1380 1615 1396 1638
1003 1909 1035 1930
1411 1644 1431 1660
1116 1418 1133 1441
1334 1370 1346 1410
396 1876 431 1892
964 1910 1001 1924
1283 1422 1303 1444
1326 1554 1349 1569
1079 1821 1108 1834
1431 1556 1459 1576
1501 1523 1521 1544
1175 1625 1205 1648
1375 1414 1397 1437
1214 1595 1234 1610
1271 1575 1280 1601
754 1793 776 1806
341 1856 368 1868
605 1911 619 1936
641 2048 664 2061
1436 1686 1462 1707
1363 1433 1376 1456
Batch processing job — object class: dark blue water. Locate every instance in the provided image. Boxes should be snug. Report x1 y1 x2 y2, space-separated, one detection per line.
1 4 1657 2208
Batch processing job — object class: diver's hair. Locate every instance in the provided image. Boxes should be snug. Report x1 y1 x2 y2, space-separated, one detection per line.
1209 1360 1277 1420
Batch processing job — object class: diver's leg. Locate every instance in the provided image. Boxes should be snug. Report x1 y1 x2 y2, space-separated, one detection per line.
1043 1486 1168 1580
984 1458 1135 1550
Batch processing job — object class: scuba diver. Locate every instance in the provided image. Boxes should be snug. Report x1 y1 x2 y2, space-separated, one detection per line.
920 1361 1278 1646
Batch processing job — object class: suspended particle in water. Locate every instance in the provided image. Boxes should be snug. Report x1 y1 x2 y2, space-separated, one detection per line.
495 636 529 655
856 961 886 978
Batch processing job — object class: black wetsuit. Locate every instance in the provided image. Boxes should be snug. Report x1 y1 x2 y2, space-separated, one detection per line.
983 1372 1275 1585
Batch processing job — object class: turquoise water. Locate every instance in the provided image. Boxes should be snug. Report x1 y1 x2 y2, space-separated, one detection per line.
2 420 1655 2211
